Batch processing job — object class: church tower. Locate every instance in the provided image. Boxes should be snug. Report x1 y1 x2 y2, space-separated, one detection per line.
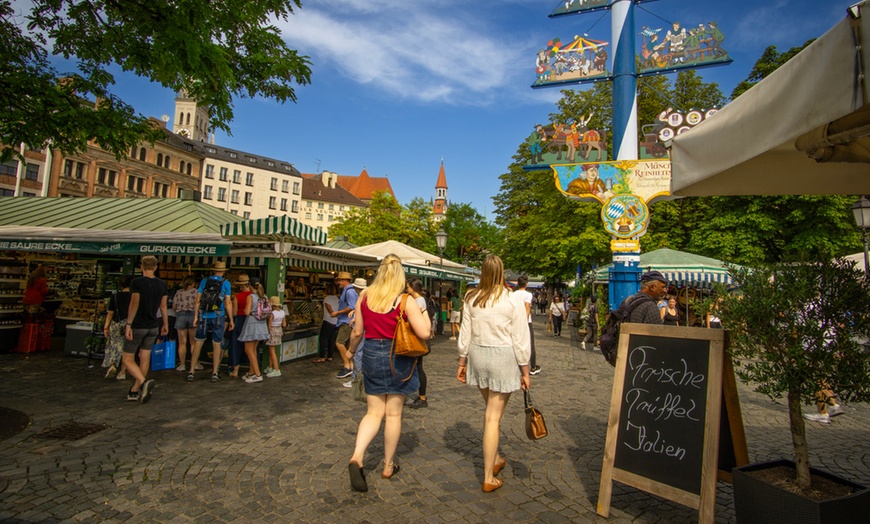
173 90 210 142
433 160 448 222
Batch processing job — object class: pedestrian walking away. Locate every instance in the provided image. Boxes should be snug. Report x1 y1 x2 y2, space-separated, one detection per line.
406 278 430 408
122 256 168 403
332 272 358 379
514 276 540 375
190 261 234 383
457 254 531 493
237 278 269 383
346 254 431 492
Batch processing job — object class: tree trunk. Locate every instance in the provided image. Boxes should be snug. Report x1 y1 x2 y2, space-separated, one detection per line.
787 388 812 490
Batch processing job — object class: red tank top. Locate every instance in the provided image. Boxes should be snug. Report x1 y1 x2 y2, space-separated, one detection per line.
360 296 401 339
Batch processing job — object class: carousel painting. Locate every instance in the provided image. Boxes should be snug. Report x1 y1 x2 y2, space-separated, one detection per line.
638 21 731 75
532 35 610 88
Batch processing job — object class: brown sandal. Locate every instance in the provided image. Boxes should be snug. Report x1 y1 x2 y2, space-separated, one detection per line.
381 462 400 479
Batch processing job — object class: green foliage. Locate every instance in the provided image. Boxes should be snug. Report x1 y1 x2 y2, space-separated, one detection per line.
440 202 499 268
1 0 311 161
717 259 870 486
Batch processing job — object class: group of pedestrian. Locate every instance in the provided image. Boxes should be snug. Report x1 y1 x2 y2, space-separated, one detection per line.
345 253 532 494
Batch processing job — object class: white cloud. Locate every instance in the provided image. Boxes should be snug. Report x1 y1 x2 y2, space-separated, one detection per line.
277 2 535 106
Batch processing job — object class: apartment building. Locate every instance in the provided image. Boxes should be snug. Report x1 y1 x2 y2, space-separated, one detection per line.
200 145 302 219
299 171 367 235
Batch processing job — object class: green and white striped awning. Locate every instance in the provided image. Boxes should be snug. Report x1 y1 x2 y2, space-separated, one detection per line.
220 216 327 246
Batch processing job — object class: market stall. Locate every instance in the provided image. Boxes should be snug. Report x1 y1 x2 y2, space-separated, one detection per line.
0 196 237 352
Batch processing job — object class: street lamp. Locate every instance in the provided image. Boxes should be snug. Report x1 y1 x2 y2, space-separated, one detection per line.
435 227 448 334
852 196 870 276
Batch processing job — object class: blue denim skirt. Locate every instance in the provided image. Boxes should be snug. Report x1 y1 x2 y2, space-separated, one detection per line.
362 338 419 396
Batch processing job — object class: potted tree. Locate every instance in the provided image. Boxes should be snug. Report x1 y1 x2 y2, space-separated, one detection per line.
714 258 870 523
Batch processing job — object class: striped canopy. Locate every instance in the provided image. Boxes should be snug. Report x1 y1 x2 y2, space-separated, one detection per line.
220 216 326 246
594 248 737 289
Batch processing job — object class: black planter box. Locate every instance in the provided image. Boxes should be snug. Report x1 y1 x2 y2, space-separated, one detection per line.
733 459 870 524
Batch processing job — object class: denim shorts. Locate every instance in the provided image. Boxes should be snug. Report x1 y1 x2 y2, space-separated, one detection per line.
195 315 226 343
174 310 195 330
123 327 160 353
362 338 419 396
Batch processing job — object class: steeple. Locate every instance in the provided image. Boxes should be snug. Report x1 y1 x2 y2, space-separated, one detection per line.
173 91 210 142
433 160 448 221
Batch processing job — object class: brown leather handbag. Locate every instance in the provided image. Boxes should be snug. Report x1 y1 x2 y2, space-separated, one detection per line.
392 294 430 358
524 390 548 440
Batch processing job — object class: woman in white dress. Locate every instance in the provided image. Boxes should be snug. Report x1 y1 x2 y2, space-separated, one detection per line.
456 255 531 493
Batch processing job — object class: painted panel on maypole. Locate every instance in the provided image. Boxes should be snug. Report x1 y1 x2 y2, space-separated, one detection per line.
531 34 611 88
638 20 732 76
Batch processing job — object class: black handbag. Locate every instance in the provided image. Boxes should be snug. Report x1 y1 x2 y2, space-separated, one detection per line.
524 390 548 440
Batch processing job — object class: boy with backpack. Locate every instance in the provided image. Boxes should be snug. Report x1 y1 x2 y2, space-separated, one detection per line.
190 261 234 382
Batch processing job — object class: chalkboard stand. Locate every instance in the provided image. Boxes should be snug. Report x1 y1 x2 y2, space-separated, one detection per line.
596 324 747 524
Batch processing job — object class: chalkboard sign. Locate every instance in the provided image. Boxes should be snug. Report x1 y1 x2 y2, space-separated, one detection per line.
597 324 748 524
613 334 710 495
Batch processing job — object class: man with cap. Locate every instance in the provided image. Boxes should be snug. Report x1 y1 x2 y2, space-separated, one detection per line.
331 271 358 379
190 261 235 382
622 271 668 324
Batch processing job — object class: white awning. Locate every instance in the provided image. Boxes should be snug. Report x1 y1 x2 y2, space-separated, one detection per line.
671 2 870 196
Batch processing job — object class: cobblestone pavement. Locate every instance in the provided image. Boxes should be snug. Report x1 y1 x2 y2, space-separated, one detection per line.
1 315 868 523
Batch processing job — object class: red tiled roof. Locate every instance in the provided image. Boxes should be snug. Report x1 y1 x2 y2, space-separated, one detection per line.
435 161 447 189
336 168 395 201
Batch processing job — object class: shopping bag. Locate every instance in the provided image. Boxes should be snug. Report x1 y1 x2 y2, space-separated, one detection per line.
150 337 177 371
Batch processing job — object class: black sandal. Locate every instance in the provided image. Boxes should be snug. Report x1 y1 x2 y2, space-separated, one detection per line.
348 462 367 492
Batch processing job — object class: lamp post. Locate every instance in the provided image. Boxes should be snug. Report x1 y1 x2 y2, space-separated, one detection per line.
435 226 448 334
852 196 870 276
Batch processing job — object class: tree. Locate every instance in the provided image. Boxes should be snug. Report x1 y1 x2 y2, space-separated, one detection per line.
329 191 402 246
440 202 500 268
716 259 870 490
398 197 437 252
1 0 312 162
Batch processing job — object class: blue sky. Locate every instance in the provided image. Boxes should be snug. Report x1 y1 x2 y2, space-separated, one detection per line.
99 0 844 221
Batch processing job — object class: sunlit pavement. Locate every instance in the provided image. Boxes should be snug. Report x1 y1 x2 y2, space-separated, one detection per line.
1 317 867 523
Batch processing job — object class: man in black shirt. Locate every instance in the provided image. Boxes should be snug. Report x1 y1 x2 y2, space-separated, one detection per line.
123 255 168 403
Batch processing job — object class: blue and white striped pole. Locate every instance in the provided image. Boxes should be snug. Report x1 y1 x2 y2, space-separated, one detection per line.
608 0 642 311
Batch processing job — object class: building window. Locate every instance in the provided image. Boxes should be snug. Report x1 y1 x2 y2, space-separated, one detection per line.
270 177 278 191
317 202 324 209
269 196 276 209
291 200 299 213
205 165 214 179
305 212 311 219
139 148 146 161
157 153 163 166
230 210 238 216
244 192 252 205
328 215 333 222
328 204 334 211
62 159 85 179
186 164 192 176
292 181 300 195
231 190 239 204
0 189 13 196
233 170 241 184
243 211 250 219
306 201 312 207
126 176 143 192
97 168 117 186
217 187 227 202
282 180 289 192
152 182 168 197
219 167 228 181
280 198 287 211
246 172 254 186
203 185 213 199
179 161 186 173
0 161 17 176
339 205 345 211
164 155 170 169
228 152 237 158
25 163 39 181
317 213 323 221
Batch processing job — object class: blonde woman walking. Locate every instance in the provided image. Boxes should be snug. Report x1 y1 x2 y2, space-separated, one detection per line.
346 254 430 492
457 255 531 493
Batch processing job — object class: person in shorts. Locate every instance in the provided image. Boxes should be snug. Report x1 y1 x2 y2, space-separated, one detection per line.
190 261 234 382
331 271 358 379
123 255 168 403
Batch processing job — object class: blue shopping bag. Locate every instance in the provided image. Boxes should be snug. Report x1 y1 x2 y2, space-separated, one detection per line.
150 337 177 371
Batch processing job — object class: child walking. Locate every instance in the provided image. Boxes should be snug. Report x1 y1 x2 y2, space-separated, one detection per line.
265 296 287 378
